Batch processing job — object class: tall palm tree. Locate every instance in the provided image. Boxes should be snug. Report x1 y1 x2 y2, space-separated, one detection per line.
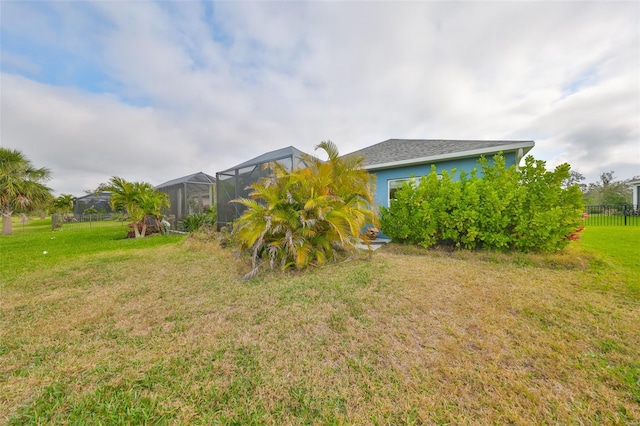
0 148 53 235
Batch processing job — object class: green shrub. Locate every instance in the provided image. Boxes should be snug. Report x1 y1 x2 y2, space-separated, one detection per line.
180 209 217 233
181 214 206 232
380 154 584 252
204 204 217 222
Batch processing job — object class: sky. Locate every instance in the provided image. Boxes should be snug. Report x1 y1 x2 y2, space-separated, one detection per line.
1 0 639 196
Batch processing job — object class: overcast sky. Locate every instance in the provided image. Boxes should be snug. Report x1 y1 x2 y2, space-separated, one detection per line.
1 1 638 196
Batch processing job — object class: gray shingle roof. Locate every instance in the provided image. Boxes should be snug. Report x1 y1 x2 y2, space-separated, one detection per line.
345 139 534 169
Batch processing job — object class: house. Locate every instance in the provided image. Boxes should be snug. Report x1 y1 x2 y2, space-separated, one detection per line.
155 172 216 228
213 139 535 232
344 139 535 211
629 178 640 207
216 146 309 229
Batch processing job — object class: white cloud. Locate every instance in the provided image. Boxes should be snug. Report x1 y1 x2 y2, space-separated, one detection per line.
1 1 638 196
2 75 203 191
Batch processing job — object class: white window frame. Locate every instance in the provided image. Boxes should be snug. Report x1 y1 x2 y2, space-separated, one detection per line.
388 177 420 205
387 174 443 205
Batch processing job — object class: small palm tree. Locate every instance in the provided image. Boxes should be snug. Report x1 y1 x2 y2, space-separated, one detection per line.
52 193 76 219
105 177 168 238
233 141 378 277
0 148 53 235
137 187 170 235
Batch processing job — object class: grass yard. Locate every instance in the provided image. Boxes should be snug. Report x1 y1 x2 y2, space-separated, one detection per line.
579 226 640 293
1 221 639 424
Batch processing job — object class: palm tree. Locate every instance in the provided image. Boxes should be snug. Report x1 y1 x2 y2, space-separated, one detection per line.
52 193 76 219
105 177 168 238
137 186 169 235
0 148 53 235
233 141 378 277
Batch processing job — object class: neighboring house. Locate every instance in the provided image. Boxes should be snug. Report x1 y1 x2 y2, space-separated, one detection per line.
156 172 216 227
216 146 309 229
73 192 113 216
344 139 535 211
629 178 640 206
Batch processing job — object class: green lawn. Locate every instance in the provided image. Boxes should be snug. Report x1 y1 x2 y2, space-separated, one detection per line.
0 219 184 284
1 221 638 424
579 225 640 294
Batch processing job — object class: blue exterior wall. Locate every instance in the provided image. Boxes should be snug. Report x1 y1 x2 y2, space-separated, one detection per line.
370 152 518 210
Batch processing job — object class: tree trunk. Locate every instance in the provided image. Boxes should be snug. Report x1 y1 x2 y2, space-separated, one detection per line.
2 212 13 235
139 223 147 238
134 222 142 238
155 217 164 235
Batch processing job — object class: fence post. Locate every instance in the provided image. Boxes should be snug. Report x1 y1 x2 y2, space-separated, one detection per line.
624 204 627 226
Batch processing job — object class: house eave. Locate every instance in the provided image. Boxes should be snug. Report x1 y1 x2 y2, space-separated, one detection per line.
363 141 535 171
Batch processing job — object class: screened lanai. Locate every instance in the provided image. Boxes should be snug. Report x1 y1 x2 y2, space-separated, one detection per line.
216 146 308 230
156 172 216 228
73 192 113 216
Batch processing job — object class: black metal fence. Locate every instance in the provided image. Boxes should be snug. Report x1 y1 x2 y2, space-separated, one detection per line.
52 213 127 231
583 204 640 226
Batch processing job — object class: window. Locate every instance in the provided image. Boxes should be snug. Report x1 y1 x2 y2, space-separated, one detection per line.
388 177 419 204
388 174 442 205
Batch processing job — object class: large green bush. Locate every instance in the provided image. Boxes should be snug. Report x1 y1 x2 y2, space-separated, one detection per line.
380 154 584 252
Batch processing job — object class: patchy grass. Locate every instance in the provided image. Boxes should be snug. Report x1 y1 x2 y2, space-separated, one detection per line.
1 226 638 424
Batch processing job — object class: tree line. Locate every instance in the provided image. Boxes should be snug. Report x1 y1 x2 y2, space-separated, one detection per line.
564 170 637 205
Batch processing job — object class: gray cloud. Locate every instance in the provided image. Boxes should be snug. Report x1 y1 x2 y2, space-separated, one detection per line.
1 1 638 195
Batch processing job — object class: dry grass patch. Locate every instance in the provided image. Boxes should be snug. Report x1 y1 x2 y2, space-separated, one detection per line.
1 232 638 424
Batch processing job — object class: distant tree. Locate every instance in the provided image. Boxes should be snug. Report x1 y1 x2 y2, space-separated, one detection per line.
584 171 632 205
562 170 587 192
0 148 54 235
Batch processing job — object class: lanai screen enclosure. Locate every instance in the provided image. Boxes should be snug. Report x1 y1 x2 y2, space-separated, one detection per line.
74 192 113 216
216 146 308 229
156 172 216 228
